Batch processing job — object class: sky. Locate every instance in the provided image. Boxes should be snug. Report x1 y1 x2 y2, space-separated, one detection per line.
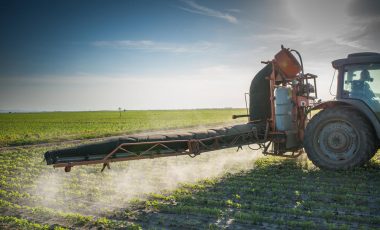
0 0 379 111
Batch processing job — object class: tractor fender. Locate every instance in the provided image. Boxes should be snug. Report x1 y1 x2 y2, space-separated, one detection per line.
310 100 380 140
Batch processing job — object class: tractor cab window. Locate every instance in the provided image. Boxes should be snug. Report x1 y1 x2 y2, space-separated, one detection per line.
343 64 380 118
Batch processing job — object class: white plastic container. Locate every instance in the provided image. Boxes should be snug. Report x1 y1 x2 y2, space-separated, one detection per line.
275 87 293 131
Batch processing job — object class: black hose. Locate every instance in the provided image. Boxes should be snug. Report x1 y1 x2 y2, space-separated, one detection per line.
290 49 304 76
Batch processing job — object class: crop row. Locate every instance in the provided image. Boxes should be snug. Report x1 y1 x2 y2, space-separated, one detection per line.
116 155 380 229
0 198 142 229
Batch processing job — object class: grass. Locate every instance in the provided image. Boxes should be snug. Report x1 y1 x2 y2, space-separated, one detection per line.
0 109 245 147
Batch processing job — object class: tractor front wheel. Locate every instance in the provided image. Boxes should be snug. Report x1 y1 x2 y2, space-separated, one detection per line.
304 108 376 170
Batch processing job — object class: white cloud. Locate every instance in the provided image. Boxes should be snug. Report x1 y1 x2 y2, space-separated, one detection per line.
281 0 378 52
249 32 300 42
92 40 216 53
333 37 368 50
179 0 238 24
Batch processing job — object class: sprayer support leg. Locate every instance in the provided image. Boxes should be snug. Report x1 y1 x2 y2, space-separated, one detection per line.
101 162 111 172
64 166 71 173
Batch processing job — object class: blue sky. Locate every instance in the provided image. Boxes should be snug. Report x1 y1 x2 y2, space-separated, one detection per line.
0 0 379 111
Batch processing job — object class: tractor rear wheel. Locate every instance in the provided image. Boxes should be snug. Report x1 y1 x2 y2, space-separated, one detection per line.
304 108 377 170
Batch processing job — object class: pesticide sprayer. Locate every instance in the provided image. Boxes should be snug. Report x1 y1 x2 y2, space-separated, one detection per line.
44 46 318 172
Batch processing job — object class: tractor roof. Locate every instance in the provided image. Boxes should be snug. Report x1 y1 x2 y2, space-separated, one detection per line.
332 52 380 69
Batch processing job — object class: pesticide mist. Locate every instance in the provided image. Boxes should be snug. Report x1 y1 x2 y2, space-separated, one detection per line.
31 147 262 215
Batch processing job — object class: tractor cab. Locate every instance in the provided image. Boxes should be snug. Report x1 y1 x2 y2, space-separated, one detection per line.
334 52 380 120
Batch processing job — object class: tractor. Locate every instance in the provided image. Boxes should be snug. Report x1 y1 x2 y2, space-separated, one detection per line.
44 46 380 172
304 52 380 170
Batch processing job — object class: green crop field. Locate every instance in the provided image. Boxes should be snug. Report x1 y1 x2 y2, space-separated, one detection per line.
0 109 245 147
0 109 379 229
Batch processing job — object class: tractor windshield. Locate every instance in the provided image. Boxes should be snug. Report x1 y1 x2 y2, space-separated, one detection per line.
343 64 380 119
